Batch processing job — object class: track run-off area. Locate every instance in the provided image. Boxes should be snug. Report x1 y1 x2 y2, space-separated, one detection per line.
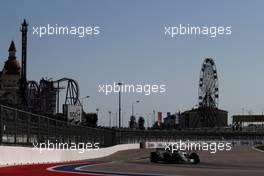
0 146 264 176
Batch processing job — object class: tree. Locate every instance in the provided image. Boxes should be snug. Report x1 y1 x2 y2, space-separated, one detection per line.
138 116 145 130
129 115 137 129
152 121 160 129
152 121 167 130
82 112 98 127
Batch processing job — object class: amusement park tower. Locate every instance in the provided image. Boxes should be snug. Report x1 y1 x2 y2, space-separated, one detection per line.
21 19 28 82
20 19 28 105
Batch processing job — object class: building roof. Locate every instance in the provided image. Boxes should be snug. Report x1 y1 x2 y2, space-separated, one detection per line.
3 59 21 75
182 107 228 114
2 41 21 75
8 41 16 52
233 115 264 122
22 19 28 27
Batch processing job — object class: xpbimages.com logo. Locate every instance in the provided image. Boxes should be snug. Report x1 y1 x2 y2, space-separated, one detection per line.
163 140 232 154
98 82 166 96
164 24 232 38
32 140 100 153
32 24 100 38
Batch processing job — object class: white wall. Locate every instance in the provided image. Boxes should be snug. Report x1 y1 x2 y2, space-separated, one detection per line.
0 144 139 165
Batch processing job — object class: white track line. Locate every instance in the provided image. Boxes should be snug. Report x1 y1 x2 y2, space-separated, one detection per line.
251 146 264 153
76 164 183 176
47 161 184 176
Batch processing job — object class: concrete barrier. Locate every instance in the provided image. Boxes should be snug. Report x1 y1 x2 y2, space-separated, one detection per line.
0 144 139 165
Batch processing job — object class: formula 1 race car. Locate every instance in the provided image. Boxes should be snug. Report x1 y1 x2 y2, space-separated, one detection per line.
150 148 200 164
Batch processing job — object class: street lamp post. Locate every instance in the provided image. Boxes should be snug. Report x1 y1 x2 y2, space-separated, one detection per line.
96 108 99 124
108 111 112 127
81 96 90 111
132 100 140 117
118 82 122 128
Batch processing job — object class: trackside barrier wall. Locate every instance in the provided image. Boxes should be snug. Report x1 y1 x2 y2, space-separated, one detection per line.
0 143 139 165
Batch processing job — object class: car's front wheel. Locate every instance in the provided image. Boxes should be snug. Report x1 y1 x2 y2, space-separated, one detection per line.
190 152 200 164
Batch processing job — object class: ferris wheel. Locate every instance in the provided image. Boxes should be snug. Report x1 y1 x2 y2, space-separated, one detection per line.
198 58 219 108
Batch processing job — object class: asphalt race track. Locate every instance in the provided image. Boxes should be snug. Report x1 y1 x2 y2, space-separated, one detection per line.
0 146 263 176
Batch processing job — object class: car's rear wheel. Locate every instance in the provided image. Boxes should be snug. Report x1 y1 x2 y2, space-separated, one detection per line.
150 152 159 163
163 152 172 163
172 153 181 163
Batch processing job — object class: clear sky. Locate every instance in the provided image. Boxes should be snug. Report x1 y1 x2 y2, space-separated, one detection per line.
0 0 264 126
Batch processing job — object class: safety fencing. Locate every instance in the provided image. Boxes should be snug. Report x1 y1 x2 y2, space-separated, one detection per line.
1 105 264 147
0 105 115 147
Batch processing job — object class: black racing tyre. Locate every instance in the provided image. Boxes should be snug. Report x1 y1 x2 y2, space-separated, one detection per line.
190 152 200 164
150 152 159 163
172 153 181 163
163 152 172 163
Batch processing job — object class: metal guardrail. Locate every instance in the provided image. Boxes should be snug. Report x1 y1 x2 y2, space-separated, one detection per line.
0 105 115 147
1 105 264 147
115 129 264 144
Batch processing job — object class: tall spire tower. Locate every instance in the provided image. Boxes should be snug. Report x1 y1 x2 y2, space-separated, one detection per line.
20 19 28 82
20 19 28 106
